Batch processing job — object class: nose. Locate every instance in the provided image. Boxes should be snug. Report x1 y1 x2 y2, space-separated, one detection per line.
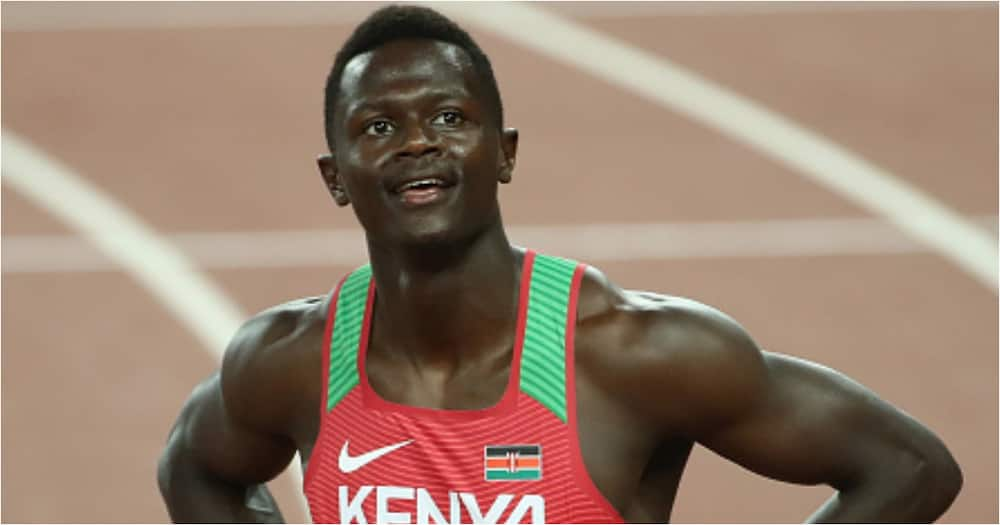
395 122 441 160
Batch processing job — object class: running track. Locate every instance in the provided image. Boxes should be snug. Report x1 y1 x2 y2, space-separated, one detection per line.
2 2 997 522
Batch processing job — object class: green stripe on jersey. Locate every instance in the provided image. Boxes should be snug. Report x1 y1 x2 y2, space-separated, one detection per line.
326 265 371 411
519 254 577 423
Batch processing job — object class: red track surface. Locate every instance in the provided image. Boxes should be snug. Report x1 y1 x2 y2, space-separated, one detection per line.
2 3 996 523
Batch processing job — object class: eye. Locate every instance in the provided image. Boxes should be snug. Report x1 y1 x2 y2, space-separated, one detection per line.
431 110 465 128
363 119 395 137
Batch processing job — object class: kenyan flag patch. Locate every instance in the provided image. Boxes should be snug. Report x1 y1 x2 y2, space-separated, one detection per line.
484 444 542 481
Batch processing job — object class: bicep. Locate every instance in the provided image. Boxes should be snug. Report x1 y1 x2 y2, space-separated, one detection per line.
699 352 942 489
168 374 296 486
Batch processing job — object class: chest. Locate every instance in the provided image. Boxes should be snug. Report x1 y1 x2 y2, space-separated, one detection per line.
294 338 664 521
292 255 685 522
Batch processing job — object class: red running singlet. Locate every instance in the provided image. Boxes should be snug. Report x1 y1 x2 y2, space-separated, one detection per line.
303 251 624 524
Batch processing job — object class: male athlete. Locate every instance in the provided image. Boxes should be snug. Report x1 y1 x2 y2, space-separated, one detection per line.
157 5 962 524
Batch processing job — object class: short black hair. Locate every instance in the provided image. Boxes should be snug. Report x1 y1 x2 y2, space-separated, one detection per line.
323 5 504 151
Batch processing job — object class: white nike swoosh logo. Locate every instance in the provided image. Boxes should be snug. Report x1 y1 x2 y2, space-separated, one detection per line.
338 439 413 473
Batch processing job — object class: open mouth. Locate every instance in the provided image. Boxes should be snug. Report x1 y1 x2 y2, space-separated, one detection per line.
392 177 455 206
395 178 447 192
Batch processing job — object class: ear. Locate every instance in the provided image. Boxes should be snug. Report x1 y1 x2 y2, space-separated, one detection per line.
317 153 350 206
498 127 519 184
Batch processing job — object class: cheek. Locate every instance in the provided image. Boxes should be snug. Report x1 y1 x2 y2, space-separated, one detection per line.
344 141 380 171
341 148 387 195
455 131 493 172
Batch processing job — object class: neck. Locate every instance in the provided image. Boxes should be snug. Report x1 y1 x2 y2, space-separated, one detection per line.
365 222 523 366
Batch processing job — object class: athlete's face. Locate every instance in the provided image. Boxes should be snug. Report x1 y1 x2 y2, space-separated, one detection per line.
320 39 517 247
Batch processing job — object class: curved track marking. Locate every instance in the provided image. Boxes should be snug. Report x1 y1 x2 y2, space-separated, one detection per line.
0 130 309 518
0 2 985 32
2 3 994 291
437 2 999 292
2 132 244 352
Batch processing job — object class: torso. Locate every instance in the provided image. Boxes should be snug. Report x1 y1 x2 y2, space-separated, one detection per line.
265 252 693 523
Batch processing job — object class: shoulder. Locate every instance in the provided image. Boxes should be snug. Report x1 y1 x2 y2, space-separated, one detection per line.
574 265 767 433
222 295 329 370
575 264 760 362
220 295 330 433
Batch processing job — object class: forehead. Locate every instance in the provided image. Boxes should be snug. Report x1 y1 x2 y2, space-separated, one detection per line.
339 39 479 113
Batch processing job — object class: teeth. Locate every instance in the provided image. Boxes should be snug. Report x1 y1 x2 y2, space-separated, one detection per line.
399 179 442 191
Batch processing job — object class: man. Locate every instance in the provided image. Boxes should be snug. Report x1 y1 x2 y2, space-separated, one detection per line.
157 5 962 524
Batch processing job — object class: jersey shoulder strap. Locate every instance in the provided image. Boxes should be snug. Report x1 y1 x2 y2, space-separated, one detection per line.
519 253 584 423
323 264 371 412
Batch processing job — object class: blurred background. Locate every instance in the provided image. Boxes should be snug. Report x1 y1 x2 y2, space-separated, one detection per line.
2 1 997 522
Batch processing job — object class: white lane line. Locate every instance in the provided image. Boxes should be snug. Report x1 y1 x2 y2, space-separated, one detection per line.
434 3 999 292
5 216 999 274
0 130 310 518
3 3 994 290
2 132 244 350
542 1 991 19
1 1 984 32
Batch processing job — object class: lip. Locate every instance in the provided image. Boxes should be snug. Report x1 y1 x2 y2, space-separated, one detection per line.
387 170 458 194
397 185 452 206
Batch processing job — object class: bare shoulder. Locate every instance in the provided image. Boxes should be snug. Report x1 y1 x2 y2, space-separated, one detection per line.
576 265 761 365
220 295 330 434
222 295 328 372
575 266 767 433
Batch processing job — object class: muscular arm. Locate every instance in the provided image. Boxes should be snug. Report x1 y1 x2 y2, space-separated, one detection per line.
633 295 962 523
157 375 294 523
157 299 321 523
707 351 960 523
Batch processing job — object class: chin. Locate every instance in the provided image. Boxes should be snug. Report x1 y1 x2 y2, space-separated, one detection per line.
397 214 490 251
396 217 462 246
375 200 499 251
